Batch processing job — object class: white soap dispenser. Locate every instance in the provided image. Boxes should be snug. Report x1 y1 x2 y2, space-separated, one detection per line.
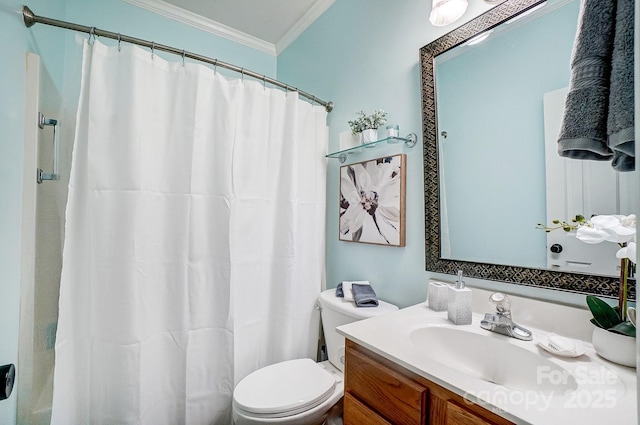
448 270 472 325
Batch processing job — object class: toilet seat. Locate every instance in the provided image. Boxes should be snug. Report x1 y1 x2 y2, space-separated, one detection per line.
233 358 338 418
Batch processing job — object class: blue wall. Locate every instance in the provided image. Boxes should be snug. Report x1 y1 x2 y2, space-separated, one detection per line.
0 1 274 422
278 0 594 309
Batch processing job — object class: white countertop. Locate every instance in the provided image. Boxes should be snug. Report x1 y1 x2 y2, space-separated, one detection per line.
337 302 637 425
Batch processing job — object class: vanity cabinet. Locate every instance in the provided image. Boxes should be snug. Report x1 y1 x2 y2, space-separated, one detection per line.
343 339 514 425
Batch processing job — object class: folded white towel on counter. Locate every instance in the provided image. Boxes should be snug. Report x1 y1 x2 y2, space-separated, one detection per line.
340 280 370 302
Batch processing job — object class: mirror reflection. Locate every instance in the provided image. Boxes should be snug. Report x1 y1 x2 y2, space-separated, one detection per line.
434 0 638 278
421 0 632 297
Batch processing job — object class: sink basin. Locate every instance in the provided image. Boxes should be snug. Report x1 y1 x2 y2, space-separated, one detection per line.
409 326 577 394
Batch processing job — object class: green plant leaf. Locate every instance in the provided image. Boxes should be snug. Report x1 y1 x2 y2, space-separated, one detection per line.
590 318 604 328
608 322 636 338
586 295 622 329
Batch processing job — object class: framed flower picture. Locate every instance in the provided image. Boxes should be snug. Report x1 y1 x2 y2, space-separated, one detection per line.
339 154 406 246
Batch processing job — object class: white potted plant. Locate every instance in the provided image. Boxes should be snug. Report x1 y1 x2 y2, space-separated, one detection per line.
348 109 387 145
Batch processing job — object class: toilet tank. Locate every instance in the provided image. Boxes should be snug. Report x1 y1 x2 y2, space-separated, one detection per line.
318 288 398 372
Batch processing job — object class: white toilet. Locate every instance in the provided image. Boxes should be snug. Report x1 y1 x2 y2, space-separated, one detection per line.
232 288 398 425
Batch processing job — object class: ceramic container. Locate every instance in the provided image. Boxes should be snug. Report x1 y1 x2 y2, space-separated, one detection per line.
591 327 636 368
361 128 378 145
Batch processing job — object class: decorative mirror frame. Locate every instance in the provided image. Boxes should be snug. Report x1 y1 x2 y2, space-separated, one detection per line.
420 0 635 299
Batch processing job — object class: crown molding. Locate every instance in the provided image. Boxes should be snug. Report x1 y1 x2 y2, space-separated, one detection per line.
123 0 277 56
275 0 335 54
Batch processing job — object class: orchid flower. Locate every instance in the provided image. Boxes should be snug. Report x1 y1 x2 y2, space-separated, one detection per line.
575 214 636 246
576 214 636 324
616 241 637 261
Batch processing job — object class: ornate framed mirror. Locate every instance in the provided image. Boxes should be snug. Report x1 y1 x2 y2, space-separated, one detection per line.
420 0 635 299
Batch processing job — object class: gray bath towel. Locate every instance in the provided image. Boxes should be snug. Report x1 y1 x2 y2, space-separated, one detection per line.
557 0 616 162
608 0 635 171
352 283 379 307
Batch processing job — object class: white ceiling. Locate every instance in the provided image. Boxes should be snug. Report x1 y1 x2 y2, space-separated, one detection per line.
124 0 336 55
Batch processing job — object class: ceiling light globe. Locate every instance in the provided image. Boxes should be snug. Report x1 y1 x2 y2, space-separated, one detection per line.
429 0 469 26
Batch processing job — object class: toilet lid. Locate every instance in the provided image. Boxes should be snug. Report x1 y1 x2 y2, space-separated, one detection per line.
234 358 337 417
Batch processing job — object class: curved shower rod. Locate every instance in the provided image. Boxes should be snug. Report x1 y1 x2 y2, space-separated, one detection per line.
22 5 334 113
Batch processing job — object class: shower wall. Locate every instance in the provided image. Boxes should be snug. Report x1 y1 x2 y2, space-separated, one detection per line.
19 51 71 425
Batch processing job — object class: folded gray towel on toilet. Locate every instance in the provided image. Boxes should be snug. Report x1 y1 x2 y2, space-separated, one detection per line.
608 0 635 171
352 283 379 307
557 0 616 162
335 282 344 297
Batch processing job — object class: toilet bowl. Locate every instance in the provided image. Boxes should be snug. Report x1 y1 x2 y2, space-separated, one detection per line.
232 288 398 425
233 359 343 425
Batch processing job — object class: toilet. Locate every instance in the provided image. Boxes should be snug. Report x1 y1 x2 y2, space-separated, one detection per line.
232 288 399 425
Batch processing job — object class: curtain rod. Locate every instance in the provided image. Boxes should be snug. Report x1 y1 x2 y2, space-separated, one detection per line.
22 5 334 113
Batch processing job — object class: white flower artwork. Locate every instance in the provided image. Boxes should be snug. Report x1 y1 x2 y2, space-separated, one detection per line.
339 154 406 246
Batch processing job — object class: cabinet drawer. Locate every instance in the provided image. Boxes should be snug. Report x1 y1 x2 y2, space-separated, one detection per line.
344 392 393 425
346 345 427 425
446 400 499 425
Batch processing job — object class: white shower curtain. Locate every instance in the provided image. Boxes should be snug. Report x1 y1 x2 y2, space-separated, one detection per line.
51 40 327 425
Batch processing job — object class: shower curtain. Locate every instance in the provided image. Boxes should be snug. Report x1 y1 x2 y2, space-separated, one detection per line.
51 40 327 425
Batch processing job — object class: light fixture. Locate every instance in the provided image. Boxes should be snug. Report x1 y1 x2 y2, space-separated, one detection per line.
429 0 469 26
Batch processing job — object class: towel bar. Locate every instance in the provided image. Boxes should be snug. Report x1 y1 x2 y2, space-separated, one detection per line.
37 111 59 184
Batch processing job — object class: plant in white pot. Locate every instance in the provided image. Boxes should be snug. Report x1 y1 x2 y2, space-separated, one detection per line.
348 109 387 145
538 214 636 367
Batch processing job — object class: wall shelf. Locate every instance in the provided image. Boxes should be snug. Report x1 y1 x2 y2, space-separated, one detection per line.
326 133 417 163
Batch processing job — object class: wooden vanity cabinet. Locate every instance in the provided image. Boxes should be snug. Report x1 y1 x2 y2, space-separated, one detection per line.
343 339 514 425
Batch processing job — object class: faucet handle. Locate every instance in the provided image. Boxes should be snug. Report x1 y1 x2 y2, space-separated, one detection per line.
489 292 511 315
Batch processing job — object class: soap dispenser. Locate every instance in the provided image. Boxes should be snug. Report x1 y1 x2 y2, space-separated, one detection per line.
448 270 472 325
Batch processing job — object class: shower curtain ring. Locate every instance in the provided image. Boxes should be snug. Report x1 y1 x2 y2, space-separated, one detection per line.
262 75 267 90
182 49 186 66
117 33 121 51
213 59 218 74
151 42 155 59
89 27 96 44
240 68 244 81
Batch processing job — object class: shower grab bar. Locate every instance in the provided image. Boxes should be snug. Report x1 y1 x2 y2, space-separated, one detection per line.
37 112 59 184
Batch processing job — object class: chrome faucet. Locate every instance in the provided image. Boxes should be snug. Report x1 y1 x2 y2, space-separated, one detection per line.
479 293 532 341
